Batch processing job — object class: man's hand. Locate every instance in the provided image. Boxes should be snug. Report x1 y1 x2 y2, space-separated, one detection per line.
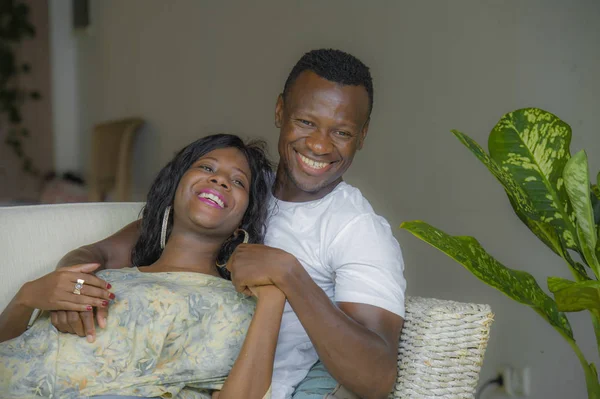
226 244 299 295
51 307 109 343
44 264 113 343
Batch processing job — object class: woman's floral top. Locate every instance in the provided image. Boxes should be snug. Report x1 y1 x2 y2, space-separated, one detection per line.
0 268 257 398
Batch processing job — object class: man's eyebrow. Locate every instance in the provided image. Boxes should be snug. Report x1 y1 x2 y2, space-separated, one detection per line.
293 111 361 130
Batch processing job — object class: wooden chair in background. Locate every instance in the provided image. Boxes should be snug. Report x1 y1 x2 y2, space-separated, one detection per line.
88 118 144 202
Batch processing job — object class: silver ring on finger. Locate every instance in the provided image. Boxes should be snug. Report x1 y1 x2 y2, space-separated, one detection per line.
73 278 85 295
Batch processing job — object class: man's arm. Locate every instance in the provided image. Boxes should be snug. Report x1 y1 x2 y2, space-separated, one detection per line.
227 245 403 399
52 220 142 339
279 264 402 399
56 220 142 270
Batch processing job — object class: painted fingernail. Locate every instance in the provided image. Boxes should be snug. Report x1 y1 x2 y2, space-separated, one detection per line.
86 305 93 311
106 283 112 289
101 300 108 307
87 334 94 343
109 293 115 300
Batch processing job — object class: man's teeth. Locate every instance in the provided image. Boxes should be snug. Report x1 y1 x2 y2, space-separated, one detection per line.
199 192 224 208
299 154 329 169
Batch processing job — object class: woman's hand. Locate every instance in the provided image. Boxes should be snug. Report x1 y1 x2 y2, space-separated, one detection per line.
17 263 114 313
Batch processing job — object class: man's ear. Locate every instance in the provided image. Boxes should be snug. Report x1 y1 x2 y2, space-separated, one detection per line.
275 94 284 128
357 118 370 150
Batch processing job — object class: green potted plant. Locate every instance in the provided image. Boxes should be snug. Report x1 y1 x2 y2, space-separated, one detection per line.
401 108 600 398
1 0 41 175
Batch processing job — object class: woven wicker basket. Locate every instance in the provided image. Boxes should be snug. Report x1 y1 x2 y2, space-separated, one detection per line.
391 296 494 398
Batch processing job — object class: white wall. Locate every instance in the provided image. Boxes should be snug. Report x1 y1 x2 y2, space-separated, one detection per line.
73 1 600 397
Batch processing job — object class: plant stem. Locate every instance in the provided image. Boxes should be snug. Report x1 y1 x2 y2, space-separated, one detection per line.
561 330 600 398
558 249 589 282
591 310 600 358
559 252 600 358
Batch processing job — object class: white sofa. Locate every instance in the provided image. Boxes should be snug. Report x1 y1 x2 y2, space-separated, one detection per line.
0 203 493 398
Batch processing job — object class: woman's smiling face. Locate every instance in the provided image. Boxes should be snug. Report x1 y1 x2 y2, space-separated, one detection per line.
173 146 252 238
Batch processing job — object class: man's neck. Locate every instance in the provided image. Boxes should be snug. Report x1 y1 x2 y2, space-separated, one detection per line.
273 165 341 203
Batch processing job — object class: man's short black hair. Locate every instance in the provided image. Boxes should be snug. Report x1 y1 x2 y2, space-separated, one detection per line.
283 49 374 116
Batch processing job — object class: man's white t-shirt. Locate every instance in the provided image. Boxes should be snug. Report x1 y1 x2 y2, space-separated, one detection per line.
265 181 406 399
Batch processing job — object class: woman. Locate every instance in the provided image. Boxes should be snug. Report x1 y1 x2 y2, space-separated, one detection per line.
0 134 280 399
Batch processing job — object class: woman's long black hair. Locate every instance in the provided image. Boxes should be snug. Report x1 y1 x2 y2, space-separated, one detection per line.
131 134 273 278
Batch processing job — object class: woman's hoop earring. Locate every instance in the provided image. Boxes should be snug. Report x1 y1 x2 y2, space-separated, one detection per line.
216 228 249 268
236 228 249 244
160 206 171 250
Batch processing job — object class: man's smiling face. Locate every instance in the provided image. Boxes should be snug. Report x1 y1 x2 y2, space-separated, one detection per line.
275 70 371 202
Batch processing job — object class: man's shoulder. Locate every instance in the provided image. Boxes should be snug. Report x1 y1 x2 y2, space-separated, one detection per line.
316 182 394 244
326 182 380 220
266 182 387 232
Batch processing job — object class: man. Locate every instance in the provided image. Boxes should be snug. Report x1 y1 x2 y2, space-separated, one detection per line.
54 49 406 399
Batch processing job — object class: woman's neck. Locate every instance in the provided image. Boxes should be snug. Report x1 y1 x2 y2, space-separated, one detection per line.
143 232 224 277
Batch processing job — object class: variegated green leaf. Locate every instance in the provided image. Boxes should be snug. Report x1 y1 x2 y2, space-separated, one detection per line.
452 130 586 278
452 130 538 220
593 187 600 223
548 277 600 312
578 226 600 280
593 183 600 201
401 220 573 339
508 194 589 281
593 313 600 359
594 174 600 241
597 237 600 267
549 276 600 356
564 151 600 277
562 248 591 281
488 108 577 249
593 182 600 262
548 276 577 292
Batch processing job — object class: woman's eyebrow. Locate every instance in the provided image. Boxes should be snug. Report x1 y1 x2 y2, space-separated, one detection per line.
233 167 250 180
200 156 249 179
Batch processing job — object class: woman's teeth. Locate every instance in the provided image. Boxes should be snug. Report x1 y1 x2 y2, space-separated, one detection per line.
198 192 224 208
